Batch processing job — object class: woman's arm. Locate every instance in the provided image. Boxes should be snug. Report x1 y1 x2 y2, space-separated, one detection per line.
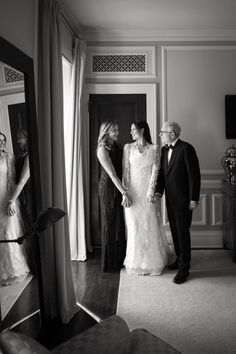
97 145 128 196
147 145 160 202
122 144 130 190
8 156 30 216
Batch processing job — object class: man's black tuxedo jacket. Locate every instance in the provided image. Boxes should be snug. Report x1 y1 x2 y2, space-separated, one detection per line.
156 139 201 210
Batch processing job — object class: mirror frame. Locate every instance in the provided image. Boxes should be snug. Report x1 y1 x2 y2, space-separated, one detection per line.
0 35 44 329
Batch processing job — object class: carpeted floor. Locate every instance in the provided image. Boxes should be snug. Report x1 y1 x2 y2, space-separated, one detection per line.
117 250 236 354
0 275 33 320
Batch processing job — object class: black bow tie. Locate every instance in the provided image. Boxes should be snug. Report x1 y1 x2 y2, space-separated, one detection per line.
165 144 174 150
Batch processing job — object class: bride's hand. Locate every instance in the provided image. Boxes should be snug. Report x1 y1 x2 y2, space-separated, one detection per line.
122 194 131 208
7 200 16 216
146 194 156 203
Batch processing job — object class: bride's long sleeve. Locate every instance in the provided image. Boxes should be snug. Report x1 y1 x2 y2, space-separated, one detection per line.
122 144 130 190
147 145 160 197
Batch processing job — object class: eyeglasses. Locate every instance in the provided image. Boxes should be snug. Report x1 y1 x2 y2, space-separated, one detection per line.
159 131 173 136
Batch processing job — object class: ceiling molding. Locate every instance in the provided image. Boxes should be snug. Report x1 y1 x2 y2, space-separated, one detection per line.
81 28 236 42
58 0 83 38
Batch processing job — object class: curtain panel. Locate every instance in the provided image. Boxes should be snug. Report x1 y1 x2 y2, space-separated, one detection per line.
64 38 92 261
37 0 78 323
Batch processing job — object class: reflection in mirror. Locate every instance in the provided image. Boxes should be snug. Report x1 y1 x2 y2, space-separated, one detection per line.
0 61 39 328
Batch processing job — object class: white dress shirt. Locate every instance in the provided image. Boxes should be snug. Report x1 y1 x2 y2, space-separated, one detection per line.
168 138 179 163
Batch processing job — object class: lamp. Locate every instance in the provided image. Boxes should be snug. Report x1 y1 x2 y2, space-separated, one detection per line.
0 207 66 324
0 207 66 244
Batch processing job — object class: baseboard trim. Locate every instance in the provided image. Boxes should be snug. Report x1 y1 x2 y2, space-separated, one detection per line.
76 302 101 323
3 310 40 332
166 230 223 248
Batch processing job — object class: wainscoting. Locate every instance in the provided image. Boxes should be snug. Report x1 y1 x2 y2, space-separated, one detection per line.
163 170 225 248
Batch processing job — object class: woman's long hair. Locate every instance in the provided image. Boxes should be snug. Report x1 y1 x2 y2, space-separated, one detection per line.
17 127 28 139
0 132 7 153
17 127 28 153
0 131 7 143
133 120 152 144
97 121 118 149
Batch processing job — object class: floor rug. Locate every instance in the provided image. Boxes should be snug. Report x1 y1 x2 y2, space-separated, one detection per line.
0 275 33 320
117 250 236 354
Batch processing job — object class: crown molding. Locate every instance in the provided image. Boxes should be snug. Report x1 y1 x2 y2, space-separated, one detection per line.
58 0 83 38
81 28 236 42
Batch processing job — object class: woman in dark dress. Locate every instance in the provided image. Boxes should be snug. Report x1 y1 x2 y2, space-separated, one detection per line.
97 121 131 272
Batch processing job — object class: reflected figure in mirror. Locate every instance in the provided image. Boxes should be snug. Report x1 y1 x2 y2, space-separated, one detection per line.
8 128 34 273
0 132 30 286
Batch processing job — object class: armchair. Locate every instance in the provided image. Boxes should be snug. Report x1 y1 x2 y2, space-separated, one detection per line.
0 315 180 354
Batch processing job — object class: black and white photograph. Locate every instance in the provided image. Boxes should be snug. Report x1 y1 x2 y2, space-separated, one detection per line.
0 1 236 353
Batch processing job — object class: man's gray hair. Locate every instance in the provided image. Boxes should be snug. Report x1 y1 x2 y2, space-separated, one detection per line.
165 121 181 137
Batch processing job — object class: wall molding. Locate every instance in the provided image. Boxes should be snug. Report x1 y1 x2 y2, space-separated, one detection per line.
161 45 236 125
82 29 236 42
201 170 224 175
161 45 236 51
201 179 223 189
166 230 223 248
211 194 223 226
193 194 207 226
85 46 156 79
162 193 207 227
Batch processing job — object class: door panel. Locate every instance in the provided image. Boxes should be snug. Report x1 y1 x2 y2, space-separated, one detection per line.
89 94 146 246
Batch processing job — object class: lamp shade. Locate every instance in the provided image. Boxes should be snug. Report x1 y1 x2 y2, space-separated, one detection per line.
0 207 66 244
36 208 66 232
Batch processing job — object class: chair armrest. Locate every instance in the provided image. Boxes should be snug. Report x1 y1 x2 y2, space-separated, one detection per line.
52 315 130 354
130 329 181 354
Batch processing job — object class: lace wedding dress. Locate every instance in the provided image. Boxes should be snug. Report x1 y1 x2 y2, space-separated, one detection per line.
0 153 30 286
123 143 170 275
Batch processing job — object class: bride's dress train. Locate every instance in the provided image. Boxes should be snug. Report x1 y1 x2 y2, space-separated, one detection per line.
123 143 170 275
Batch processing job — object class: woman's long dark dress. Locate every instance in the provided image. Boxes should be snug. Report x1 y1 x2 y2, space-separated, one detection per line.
98 143 126 272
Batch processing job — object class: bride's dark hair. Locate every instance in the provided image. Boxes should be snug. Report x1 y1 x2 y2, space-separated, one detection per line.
133 120 152 144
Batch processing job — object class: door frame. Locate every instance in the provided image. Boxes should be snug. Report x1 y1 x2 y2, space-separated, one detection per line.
85 83 157 142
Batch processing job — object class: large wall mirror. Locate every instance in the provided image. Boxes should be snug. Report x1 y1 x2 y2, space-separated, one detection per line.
0 36 42 332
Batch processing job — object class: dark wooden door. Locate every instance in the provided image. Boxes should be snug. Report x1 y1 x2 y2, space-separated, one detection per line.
89 93 146 246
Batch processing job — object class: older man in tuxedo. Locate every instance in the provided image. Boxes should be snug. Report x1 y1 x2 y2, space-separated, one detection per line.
156 121 201 284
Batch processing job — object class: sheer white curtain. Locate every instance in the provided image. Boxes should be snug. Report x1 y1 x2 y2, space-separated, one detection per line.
63 38 90 261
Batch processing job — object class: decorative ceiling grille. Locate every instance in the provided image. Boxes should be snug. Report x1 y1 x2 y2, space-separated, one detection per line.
4 66 24 84
92 54 146 73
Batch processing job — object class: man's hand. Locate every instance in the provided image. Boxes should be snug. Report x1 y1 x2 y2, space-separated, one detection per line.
189 200 198 210
146 194 156 203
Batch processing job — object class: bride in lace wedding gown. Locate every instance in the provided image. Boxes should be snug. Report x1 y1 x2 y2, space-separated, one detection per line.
122 121 170 275
0 132 30 286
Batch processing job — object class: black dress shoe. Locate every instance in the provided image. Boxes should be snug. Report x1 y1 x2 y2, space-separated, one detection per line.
167 262 179 270
173 270 189 284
